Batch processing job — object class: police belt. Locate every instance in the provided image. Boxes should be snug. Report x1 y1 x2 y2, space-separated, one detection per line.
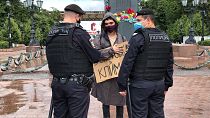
53 74 94 85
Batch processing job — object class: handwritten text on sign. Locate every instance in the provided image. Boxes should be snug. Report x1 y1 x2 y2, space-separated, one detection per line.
93 41 128 83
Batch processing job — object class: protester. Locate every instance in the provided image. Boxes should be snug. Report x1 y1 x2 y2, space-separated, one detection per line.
91 12 126 118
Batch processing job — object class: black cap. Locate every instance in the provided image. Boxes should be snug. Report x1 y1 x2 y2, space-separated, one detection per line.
137 8 154 16
64 4 85 15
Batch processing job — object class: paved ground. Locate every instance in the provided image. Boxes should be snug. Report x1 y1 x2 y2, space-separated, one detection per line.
0 49 210 118
0 66 210 118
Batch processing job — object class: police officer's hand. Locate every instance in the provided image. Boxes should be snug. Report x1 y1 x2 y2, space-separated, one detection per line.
112 44 123 54
119 91 126 96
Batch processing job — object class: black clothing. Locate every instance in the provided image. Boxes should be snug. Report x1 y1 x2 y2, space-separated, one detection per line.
102 105 124 118
131 29 171 81
137 8 154 16
64 4 85 15
51 79 89 118
128 80 165 118
46 23 102 77
117 28 174 118
117 28 173 91
46 23 102 118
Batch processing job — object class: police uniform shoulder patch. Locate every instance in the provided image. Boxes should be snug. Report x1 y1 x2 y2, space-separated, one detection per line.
149 33 169 42
132 33 138 36
48 27 59 37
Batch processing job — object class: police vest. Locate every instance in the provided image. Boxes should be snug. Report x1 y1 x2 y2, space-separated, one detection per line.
131 29 171 80
46 23 93 77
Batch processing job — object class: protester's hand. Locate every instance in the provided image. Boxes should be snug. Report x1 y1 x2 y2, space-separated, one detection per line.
164 91 167 95
119 91 126 96
112 44 123 54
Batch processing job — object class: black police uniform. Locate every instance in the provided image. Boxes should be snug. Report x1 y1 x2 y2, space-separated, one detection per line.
46 22 103 118
117 28 174 118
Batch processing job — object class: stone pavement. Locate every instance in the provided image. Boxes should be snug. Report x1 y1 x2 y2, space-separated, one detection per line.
0 47 210 118
0 67 210 118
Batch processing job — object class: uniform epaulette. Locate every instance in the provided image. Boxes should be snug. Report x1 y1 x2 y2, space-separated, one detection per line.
132 33 138 36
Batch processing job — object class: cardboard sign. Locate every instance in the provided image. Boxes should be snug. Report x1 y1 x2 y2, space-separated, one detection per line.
93 41 128 83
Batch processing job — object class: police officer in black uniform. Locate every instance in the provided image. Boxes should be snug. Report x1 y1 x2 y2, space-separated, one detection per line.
117 8 174 118
46 4 107 118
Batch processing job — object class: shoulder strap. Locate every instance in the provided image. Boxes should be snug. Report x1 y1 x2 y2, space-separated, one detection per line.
135 29 150 78
135 29 150 45
46 23 81 46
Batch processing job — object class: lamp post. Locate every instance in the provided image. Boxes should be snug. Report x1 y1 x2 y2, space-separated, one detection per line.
6 0 12 48
23 0 43 46
181 0 199 44
200 0 208 42
179 21 184 44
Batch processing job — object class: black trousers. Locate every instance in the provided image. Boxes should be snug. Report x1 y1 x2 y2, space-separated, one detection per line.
51 79 90 118
102 104 124 118
127 80 165 118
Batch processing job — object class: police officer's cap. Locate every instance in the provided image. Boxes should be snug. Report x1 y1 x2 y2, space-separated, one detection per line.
137 8 154 16
64 4 85 15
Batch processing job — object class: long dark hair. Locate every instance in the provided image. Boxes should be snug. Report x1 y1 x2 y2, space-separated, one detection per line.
100 17 118 40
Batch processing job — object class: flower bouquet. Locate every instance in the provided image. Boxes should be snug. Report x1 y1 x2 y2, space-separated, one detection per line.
114 8 137 23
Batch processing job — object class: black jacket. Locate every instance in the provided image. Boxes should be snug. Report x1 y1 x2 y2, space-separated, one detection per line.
117 28 174 91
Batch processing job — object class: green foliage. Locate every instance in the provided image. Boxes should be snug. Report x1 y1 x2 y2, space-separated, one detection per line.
21 19 32 45
1 18 21 44
198 39 210 46
144 0 182 31
35 27 43 43
11 19 21 44
0 29 7 41
156 0 182 31
0 40 9 49
144 0 210 43
0 0 61 46
193 13 208 36
167 15 191 42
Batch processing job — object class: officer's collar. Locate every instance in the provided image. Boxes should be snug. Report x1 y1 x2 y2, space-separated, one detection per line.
58 22 82 29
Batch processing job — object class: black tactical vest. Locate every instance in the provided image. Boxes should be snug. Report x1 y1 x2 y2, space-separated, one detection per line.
46 23 93 77
131 29 171 80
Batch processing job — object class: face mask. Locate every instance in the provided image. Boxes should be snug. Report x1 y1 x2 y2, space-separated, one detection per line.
77 19 81 24
133 22 144 31
104 25 117 33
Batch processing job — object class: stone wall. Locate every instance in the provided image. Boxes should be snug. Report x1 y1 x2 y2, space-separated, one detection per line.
173 44 210 68
173 44 198 57
0 46 25 52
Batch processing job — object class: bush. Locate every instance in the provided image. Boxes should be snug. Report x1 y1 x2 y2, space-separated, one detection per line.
0 40 9 49
198 39 210 46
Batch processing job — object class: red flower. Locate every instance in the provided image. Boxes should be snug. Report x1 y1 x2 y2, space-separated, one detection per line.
126 8 135 14
105 5 111 11
123 15 129 19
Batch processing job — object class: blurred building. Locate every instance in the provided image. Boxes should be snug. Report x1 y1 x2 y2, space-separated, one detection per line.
60 11 105 21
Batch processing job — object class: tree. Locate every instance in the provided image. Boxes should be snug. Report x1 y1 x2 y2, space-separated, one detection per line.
144 0 182 31
167 15 190 42
22 19 31 45
0 0 62 47
144 0 209 42
1 18 21 44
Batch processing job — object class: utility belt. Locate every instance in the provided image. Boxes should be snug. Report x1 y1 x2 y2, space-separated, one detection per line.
53 74 95 91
